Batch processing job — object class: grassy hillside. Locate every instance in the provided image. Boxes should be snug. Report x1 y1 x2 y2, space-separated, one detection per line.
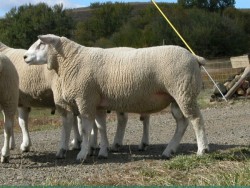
68 2 157 22
68 2 250 22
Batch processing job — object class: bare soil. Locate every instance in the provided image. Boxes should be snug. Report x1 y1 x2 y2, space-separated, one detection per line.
0 100 249 185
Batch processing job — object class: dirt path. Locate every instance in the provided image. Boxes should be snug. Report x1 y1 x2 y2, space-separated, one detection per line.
0 100 249 185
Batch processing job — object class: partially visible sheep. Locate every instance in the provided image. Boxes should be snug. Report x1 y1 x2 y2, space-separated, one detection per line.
24 34 209 162
0 42 149 157
0 54 19 163
110 112 150 151
0 42 81 154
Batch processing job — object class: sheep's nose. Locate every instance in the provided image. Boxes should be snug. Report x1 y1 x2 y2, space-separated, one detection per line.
23 55 28 60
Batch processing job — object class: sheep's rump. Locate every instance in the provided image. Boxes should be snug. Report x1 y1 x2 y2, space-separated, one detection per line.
0 54 19 115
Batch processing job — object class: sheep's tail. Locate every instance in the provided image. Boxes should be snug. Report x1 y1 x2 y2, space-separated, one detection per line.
194 55 206 66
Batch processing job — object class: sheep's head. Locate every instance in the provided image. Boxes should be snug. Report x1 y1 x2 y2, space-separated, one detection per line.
24 34 61 71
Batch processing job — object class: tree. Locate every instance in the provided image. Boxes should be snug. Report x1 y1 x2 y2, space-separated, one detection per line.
177 0 235 12
74 2 133 46
0 3 75 48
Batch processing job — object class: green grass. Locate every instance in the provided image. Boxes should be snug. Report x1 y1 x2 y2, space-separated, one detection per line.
0 108 61 132
140 147 250 186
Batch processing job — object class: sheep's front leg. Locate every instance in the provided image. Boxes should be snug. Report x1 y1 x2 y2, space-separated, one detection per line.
18 107 31 152
1 113 14 163
111 112 128 151
89 122 98 155
56 111 73 159
10 124 15 150
139 114 150 151
77 116 94 162
71 116 98 151
95 110 109 159
71 115 82 150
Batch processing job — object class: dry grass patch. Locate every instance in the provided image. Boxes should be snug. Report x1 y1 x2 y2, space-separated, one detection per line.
45 147 250 186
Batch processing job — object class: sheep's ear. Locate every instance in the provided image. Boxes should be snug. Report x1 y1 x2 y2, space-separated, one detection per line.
38 34 60 45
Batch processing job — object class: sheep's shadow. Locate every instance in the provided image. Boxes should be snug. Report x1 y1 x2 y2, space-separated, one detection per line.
15 143 249 168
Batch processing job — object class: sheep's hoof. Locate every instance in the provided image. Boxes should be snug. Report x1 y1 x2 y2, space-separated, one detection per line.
98 148 108 159
110 143 121 152
20 144 31 152
197 148 209 156
76 152 88 163
56 149 67 159
162 149 175 160
138 143 149 151
97 154 108 159
1 155 9 163
76 158 87 164
161 154 171 160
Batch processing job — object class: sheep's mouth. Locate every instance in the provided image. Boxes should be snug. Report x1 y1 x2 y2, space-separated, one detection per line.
23 57 34 65
24 60 32 65
24 60 36 65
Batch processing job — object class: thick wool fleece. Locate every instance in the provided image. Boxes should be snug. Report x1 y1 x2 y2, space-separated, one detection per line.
48 37 205 119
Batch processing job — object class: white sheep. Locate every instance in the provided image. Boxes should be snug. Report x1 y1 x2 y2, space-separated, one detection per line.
24 34 209 162
0 42 81 155
0 42 149 157
0 54 19 163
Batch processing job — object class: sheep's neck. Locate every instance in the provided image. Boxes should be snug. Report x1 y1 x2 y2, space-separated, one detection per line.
58 39 82 65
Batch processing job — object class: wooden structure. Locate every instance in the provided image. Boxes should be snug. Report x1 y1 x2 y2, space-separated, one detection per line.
230 54 250 68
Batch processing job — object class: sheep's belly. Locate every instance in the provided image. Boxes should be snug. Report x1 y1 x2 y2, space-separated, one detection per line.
98 92 174 113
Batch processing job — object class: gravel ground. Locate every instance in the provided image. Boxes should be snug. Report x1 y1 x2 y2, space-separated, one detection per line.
0 100 249 185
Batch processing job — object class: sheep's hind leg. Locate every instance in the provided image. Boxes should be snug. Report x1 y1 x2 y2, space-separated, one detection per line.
111 112 128 151
139 114 150 151
56 111 73 159
178 100 209 156
18 107 31 152
162 102 188 158
1 113 14 163
10 122 15 150
190 111 209 156
95 110 109 159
